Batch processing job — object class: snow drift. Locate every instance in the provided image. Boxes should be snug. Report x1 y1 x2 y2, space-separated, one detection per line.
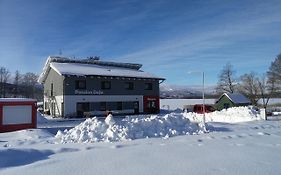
55 113 202 143
55 107 261 143
184 106 261 123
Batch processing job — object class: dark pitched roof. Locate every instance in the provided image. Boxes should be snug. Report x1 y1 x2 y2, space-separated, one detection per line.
219 93 251 104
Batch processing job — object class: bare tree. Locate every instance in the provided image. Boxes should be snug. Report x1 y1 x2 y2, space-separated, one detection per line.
257 75 276 109
238 72 260 105
22 72 39 98
267 53 281 92
0 67 11 97
216 63 237 93
13 70 22 97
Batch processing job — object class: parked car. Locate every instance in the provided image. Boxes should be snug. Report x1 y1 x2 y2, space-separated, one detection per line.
193 104 215 114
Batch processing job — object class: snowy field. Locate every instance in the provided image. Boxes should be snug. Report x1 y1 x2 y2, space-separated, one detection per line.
1 102 281 175
160 98 281 110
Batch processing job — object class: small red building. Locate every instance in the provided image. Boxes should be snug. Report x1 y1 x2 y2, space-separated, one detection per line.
0 98 37 133
193 104 215 114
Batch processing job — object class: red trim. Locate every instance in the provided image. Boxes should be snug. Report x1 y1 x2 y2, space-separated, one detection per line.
0 101 36 106
0 123 36 133
0 103 3 132
0 100 37 133
143 96 160 114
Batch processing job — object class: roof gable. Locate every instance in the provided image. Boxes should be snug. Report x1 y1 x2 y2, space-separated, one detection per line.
220 93 251 104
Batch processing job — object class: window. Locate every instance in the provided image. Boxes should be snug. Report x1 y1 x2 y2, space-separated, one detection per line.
106 102 115 111
75 80 86 89
145 83 152 90
90 102 100 111
123 101 134 110
117 102 122 110
100 102 106 111
76 102 89 117
51 83 54 96
125 82 134 90
101 81 111 89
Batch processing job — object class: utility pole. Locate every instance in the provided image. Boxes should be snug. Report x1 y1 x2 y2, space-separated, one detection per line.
188 71 207 131
202 71 206 131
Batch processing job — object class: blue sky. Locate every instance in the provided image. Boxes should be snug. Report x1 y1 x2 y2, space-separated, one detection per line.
0 0 281 86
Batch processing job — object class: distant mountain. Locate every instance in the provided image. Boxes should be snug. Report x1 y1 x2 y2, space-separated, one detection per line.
160 84 218 99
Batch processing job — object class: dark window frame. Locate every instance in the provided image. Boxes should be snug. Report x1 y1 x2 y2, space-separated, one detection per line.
75 80 86 90
100 102 106 111
51 83 54 96
145 83 153 90
125 82 134 90
101 81 111 90
117 102 122 110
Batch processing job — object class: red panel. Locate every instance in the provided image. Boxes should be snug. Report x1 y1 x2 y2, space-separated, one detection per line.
0 100 37 133
143 96 160 114
32 103 37 129
0 103 3 131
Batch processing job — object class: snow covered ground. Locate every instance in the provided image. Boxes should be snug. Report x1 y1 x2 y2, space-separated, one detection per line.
160 98 281 110
1 106 281 175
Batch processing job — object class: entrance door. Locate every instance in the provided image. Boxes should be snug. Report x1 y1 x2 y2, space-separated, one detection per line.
147 100 157 113
144 96 160 114
133 101 139 114
76 102 89 117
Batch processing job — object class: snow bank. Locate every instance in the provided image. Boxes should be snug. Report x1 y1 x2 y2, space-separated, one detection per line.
37 112 49 124
184 106 261 123
55 113 202 143
55 107 261 143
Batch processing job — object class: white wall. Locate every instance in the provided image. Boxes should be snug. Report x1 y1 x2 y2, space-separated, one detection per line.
55 95 63 116
2 105 32 125
160 99 216 110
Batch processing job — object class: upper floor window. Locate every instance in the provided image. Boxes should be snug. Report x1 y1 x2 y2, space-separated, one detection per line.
145 83 152 90
75 80 86 89
101 81 111 89
125 82 134 90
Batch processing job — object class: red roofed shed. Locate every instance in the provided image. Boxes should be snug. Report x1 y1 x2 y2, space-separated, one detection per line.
0 98 37 133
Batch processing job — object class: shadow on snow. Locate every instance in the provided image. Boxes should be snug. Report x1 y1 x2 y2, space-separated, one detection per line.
0 148 54 169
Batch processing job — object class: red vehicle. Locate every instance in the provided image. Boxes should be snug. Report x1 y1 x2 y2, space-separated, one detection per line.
193 104 215 114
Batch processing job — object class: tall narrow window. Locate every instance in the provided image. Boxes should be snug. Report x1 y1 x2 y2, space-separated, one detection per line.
101 81 111 89
117 102 122 110
51 83 53 96
100 102 106 111
75 80 86 89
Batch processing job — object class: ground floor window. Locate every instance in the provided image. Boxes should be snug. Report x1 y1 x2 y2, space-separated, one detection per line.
117 102 122 110
100 102 106 111
76 101 138 116
76 102 89 117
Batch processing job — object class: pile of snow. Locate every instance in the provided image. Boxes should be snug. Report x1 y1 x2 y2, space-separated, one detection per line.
37 112 49 124
184 106 261 123
55 113 202 143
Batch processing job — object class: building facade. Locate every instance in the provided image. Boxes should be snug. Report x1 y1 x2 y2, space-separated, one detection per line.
38 56 165 117
215 93 251 110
